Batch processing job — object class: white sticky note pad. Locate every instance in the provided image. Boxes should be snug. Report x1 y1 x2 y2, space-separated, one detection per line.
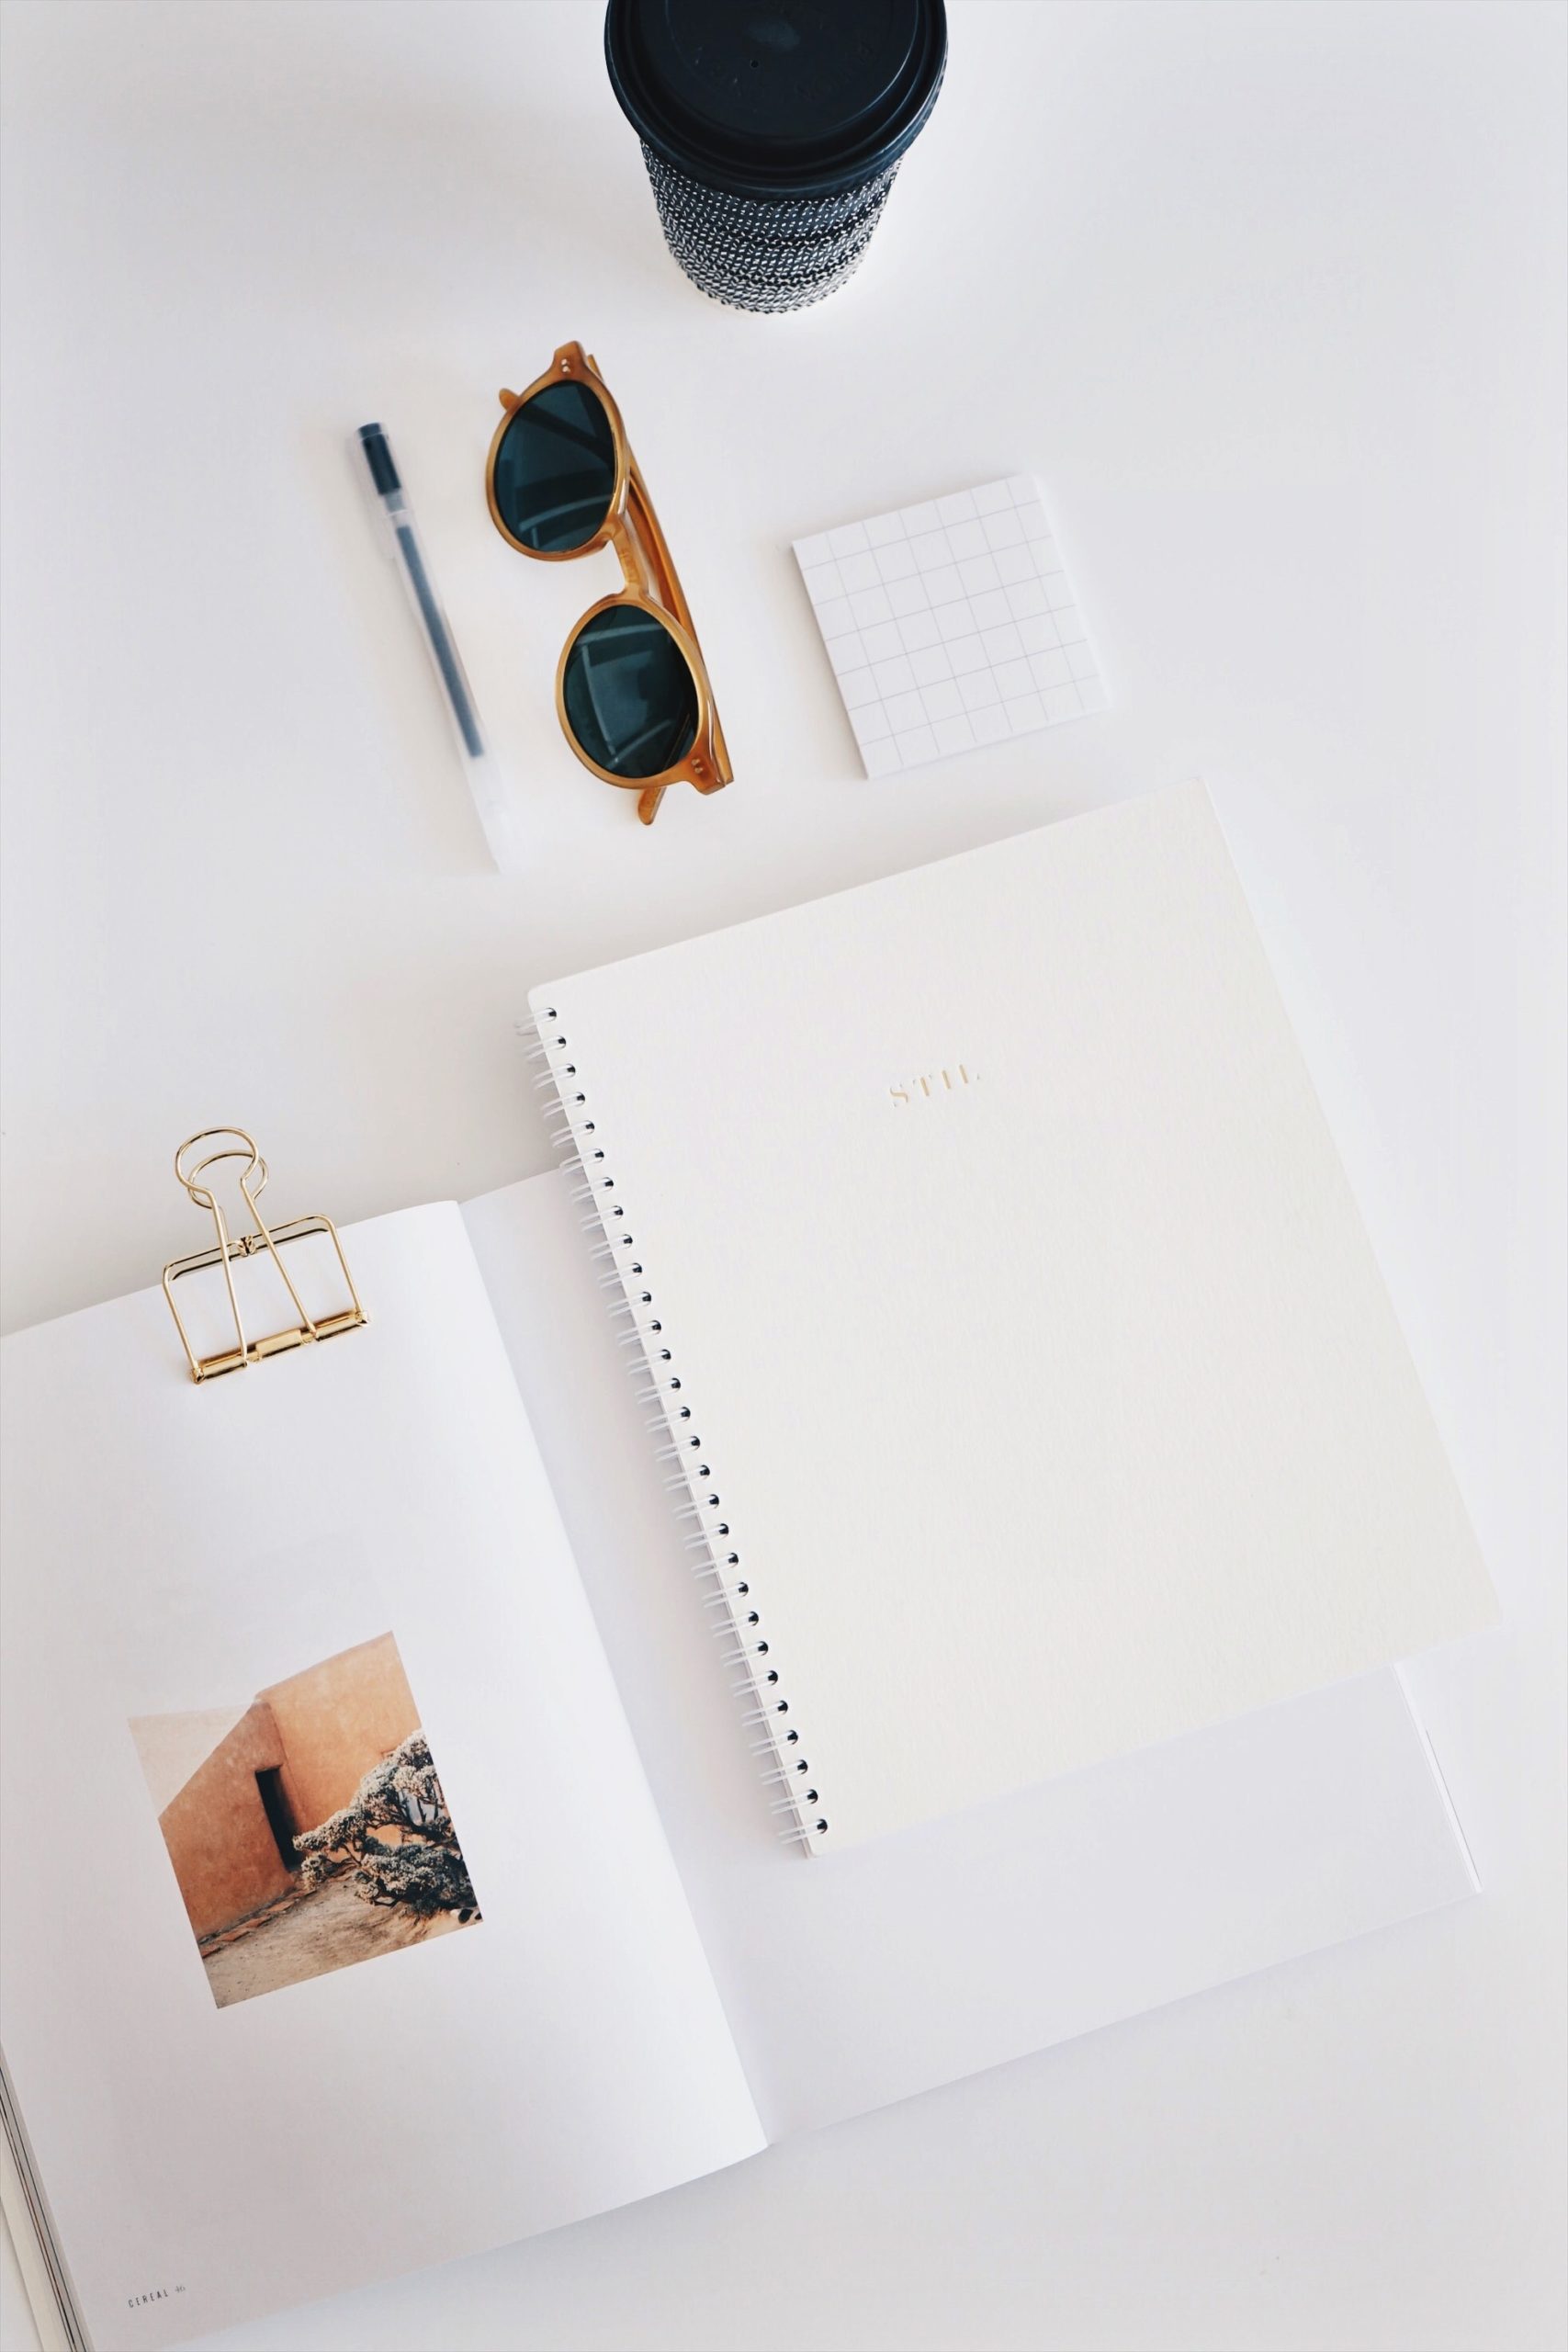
794 478 1107 775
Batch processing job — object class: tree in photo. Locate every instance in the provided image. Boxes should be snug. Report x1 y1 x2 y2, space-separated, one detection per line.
294 1734 479 1922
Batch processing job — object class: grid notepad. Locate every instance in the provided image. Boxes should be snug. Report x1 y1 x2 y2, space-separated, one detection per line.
795 478 1106 775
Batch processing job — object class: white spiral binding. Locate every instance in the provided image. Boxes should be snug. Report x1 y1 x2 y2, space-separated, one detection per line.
526 1008 826 1849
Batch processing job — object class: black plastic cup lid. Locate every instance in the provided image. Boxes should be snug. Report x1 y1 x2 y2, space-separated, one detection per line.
604 0 947 200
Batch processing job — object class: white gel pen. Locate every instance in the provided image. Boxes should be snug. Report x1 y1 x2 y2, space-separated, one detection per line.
356 422 520 872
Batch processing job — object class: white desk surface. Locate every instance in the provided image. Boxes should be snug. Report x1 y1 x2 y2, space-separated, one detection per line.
2 3 1563 2347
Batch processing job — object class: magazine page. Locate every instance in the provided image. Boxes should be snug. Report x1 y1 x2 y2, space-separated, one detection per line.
0 1204 763 2352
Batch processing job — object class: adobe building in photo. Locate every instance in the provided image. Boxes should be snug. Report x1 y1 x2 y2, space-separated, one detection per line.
130 1633 419 1942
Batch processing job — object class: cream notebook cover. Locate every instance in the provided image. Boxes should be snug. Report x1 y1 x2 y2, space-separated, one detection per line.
529 784 1496 1851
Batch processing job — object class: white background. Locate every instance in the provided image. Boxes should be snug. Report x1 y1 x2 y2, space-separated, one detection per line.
2 3 1563 2347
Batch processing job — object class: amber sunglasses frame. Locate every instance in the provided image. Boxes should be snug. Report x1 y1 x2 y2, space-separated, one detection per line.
485 342 731 826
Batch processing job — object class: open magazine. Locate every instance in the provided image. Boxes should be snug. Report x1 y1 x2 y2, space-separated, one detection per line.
2 795 1495 2351
0 1179 1478 2352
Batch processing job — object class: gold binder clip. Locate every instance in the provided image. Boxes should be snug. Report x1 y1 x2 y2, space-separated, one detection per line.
163 1128 367 1382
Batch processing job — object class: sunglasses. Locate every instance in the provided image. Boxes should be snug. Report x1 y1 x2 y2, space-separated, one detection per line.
485 342 731 827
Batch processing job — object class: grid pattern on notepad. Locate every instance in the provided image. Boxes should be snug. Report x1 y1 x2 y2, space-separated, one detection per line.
795 478 1106 776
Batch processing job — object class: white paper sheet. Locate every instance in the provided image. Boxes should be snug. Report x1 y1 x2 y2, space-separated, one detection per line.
0 1207 763 2352
464 1171 1479 2143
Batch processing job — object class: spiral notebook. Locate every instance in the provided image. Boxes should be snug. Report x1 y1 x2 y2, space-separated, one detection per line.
1 786 1495 2352
526 781 1495 1850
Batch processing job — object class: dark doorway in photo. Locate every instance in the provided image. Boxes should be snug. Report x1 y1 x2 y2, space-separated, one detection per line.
254 1768 298 1871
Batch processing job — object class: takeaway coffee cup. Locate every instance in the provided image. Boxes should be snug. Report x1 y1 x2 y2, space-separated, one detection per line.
604 0 948 314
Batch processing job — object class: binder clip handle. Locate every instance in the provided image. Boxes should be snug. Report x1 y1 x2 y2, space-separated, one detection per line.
175 1127 267 1221
163 1127 367 1383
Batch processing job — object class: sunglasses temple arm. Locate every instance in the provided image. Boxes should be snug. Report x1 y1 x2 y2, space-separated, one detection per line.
624 464 732 782
620 463 695 633
617 460 730 820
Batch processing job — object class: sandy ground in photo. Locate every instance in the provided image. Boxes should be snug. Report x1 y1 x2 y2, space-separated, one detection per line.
203 1876 473 2008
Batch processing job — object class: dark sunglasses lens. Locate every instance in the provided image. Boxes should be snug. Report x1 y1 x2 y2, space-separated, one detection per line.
562 606 699 780
492 381 615 552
